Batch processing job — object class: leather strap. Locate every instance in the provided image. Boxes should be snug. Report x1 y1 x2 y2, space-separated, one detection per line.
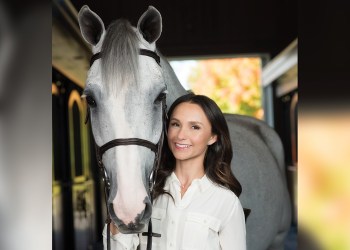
90 49 160 67
97 138 158 157
139 49 161 66
90 52 102 67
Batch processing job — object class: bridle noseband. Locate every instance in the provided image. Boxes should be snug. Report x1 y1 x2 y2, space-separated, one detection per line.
86 49 165 250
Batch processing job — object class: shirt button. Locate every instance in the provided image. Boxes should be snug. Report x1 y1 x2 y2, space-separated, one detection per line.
171 220 175 224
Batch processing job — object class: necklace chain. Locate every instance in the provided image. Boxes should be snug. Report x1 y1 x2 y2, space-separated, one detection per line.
180 182 190 197
180 182 189 190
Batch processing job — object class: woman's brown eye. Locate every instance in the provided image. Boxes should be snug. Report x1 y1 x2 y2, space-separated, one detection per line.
86 95 96 107
170 122 179 127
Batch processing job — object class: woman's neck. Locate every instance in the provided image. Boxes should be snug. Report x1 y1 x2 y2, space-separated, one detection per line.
174 159 205 188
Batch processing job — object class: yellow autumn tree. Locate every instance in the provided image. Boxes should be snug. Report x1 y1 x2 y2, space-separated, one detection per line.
188 58 263 119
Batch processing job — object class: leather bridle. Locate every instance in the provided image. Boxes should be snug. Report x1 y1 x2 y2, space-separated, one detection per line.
86 49 165 250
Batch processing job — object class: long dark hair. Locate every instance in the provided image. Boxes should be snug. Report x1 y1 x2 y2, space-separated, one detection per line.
153 93 242 200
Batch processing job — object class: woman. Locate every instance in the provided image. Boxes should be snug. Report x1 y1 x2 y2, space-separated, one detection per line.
104 94 246 250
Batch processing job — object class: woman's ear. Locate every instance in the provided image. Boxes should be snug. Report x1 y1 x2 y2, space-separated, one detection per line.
208 134 218 145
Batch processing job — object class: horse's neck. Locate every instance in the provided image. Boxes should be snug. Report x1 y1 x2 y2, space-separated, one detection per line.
159 53 187 107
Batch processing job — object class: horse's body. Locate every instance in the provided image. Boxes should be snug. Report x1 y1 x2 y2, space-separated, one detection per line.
78 5 291 250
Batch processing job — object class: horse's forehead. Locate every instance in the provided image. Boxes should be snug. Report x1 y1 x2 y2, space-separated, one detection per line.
85 29 164 99
85 75 159 107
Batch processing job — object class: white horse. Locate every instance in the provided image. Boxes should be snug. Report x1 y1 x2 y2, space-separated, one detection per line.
78 5 291 250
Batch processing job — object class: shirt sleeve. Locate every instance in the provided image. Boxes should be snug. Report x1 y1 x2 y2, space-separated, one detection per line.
102 224 140 250
219 198 247 250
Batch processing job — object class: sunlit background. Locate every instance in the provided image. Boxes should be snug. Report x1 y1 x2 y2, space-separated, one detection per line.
170 57 263 119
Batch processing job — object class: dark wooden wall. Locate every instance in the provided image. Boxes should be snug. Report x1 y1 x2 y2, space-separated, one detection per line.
71 0 296 58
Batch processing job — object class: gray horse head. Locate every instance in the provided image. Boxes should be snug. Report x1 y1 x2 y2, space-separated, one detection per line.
78 5 186 233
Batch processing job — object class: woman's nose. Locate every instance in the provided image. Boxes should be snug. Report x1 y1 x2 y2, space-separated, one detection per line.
176 127 187 140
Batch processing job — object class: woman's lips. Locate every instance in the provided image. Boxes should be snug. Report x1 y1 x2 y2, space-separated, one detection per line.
175 143 191 149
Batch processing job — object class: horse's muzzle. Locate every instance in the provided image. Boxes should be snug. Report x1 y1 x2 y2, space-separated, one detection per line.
109 195 152 233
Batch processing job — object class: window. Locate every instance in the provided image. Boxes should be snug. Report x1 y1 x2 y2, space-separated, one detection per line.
170 57 263 119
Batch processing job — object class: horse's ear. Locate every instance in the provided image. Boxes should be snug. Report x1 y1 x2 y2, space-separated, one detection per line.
137 6 162 44
78 5 105 46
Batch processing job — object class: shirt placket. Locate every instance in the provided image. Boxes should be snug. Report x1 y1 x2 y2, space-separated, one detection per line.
166 198 181 249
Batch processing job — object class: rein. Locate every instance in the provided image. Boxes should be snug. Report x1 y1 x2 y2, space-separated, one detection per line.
86 49 164 250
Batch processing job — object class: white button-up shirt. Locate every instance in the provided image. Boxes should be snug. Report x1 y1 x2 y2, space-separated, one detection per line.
103 172 246 250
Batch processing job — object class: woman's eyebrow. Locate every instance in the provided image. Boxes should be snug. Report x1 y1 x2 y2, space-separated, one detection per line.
189 121 204 125
170 117 203 125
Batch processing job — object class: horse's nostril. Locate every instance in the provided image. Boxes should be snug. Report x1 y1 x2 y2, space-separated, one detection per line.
128 223 137 230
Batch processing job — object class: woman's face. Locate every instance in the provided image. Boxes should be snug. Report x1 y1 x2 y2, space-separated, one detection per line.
167 102 217 163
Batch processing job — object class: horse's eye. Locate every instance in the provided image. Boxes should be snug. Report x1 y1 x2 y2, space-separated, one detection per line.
154 92 166 104
86 95 97 107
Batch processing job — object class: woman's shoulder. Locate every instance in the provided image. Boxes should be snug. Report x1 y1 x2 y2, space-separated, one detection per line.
204 180 244 224
209 180 241 205
213 183 239 198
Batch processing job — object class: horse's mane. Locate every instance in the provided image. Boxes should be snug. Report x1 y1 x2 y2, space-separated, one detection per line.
101 19 139 96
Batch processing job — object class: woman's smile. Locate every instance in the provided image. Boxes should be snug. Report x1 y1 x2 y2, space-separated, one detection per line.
174 143 192 149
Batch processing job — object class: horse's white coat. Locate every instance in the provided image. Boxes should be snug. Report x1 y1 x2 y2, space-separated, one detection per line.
80 6 168 229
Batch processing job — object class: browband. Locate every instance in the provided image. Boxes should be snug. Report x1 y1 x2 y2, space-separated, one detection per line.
89 49 161 67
